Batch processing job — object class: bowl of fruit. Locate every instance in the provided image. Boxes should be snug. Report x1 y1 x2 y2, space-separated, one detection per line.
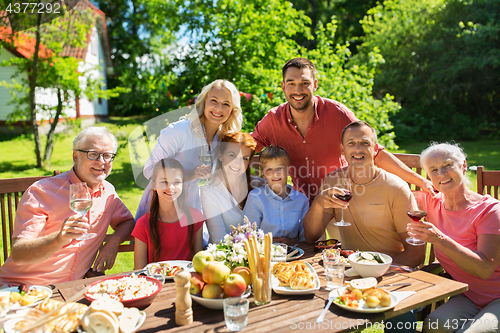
189 251 252 310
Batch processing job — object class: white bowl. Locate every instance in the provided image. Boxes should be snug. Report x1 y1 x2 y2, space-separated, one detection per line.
348 252 392 278
190 287 251 310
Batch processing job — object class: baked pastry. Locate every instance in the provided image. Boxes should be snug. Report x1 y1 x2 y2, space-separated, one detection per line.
290 261 308 273
36 298 88 333
289 272 315 290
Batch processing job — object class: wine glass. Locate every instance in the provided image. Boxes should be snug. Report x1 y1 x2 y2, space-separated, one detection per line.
333 177 352 227
199 144 213 167
406 191 427 246
69 182 96 240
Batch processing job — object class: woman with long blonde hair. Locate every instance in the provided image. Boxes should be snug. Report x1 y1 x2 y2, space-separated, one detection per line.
136 80 243 226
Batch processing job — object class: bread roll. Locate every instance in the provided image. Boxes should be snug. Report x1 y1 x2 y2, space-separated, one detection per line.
86 312 119 333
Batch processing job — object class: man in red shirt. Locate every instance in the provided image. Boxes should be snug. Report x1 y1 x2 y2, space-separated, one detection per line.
251 58 434 202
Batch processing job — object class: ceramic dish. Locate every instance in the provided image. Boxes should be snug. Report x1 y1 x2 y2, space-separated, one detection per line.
271 261 320 295
190 287 251 310
84 275 162 309
77 310 146 333
143 260 193 280
331 287 399 313
286 246 305 261
3 308 45 333
314 239 340 252
1 286 52 311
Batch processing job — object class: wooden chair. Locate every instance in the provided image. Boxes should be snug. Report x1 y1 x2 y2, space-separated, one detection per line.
477 166 500 199
393 153 426 191
0 171 133 265
0 171 61 264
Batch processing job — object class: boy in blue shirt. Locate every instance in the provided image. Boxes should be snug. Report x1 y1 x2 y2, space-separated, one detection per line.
243 145 309 245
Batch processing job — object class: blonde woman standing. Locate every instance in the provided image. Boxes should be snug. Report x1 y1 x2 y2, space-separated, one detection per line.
136 80 243 227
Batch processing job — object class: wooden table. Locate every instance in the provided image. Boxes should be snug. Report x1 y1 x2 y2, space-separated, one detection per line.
52 243 468 332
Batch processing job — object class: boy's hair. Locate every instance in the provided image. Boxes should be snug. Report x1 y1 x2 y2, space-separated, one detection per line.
149 158 195 261
259 145 290 169
282 58 316 81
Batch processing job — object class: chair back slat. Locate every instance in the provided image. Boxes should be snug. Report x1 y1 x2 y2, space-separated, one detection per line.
250 155 261 177
0 171 60 264
477 166 500 199
389 153 425 191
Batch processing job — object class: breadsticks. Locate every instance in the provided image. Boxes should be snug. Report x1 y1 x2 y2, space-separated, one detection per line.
244 233 272 304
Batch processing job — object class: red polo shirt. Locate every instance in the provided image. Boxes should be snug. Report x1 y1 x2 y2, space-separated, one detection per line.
251 96 383 201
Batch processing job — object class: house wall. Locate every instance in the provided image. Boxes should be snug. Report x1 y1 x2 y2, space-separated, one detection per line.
78 26 108 117
0 47 29 121
0 24 109 127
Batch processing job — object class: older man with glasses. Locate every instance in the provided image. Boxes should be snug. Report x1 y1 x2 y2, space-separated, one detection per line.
0 126 135 286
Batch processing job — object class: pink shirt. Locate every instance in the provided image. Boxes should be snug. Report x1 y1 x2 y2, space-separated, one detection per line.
0 169 133 286
132 208 205 262
251 96 383 201
425 193 500 309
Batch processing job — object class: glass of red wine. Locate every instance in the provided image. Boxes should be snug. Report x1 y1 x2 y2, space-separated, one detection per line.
406 191 427 246
333 177 352 227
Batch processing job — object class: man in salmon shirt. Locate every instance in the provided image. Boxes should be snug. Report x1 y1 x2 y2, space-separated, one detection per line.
0 126 135 286
251 57 434 203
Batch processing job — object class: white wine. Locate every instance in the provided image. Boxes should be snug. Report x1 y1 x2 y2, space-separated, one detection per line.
199 154 212 166
70 199 92 216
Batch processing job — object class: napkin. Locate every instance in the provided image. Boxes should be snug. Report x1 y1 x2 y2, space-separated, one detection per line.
392 291 416 302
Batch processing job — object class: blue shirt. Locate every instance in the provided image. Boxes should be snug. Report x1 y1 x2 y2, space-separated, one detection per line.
243 184 309 242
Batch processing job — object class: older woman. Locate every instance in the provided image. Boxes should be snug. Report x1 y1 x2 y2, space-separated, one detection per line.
407 143 500 333
201 132 263 244
136 79 243 220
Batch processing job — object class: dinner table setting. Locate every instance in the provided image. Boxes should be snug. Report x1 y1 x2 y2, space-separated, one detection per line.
0 232 469 333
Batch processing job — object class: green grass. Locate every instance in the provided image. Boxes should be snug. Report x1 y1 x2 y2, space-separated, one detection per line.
3 123 498 333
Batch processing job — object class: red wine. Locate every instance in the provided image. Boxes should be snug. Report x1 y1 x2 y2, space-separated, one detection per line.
334 191 353 202
407 210 426 222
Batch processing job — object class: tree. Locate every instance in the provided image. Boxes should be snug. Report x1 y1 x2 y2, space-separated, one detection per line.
355 0 500 143
289 0 381 52
93 0 179 115
173 0 400 147
1 3 122 167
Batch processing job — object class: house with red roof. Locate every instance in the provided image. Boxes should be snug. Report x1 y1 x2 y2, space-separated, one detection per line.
0 0 113 129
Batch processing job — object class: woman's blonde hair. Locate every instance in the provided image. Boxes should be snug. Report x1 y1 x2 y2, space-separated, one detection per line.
189 79 242 139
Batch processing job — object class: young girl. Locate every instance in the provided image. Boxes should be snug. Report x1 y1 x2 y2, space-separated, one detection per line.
133 158 204 269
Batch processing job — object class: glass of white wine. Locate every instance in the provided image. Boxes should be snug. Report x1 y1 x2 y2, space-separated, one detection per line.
69 182 96 240
199 144 213 167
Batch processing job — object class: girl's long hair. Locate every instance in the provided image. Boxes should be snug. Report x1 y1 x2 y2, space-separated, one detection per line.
149 158 195 261
212 132 257 210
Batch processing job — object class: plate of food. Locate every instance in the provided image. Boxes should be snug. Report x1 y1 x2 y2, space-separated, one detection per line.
143 260 193 280
271 261 320 295
0 285 52 311
84 275 162 309
331 286 398 313
287 246 305 261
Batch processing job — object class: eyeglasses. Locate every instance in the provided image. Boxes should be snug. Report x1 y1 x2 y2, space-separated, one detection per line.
76 149 116 162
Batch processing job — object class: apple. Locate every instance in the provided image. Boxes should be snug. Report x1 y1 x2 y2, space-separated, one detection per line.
202 261 230 284
202 283 224 299
223 273 247 297
192 250 214 274
232 266 252 286
189 272 205 296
